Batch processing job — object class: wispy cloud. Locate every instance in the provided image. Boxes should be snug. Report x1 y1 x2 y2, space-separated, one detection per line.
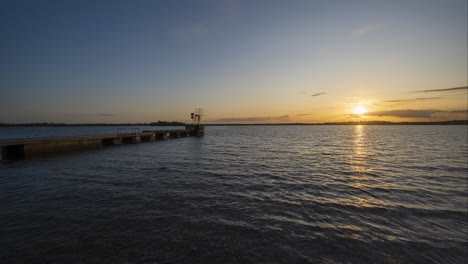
354 23 382 36
299 91 329 97
214 115 289 123
346 113 363 118
381 97 443 103
311 93 328 97
366 109 468 118
366 110 438 118
447 110 468 113
411 86 468 93
97 113 114 117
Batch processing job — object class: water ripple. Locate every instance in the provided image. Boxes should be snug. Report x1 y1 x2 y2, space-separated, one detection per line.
1 125 467 263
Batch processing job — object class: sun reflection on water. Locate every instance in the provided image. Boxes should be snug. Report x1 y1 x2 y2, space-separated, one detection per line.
348 125 384 209
352 125 371 175
348 126 391 210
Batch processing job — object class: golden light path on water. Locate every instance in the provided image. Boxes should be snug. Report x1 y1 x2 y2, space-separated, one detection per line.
349 125 386 209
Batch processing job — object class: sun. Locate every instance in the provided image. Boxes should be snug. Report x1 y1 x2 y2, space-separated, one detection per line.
353 106 367 115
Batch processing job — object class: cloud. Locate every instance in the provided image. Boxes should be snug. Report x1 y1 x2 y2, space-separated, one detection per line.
298 91 329 97
381 97 443 103
411 86 468 93
97 113 114 117
366 110 439 118
311 93 328 97
214 115 289 123
445 110 468 114
354 23 382 35
346 113 363 118
365 109 468 118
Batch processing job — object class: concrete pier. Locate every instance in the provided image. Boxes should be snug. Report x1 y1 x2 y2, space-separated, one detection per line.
0 125 204 160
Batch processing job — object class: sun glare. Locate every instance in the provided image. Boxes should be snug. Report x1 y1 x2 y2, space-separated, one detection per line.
353 106 367 115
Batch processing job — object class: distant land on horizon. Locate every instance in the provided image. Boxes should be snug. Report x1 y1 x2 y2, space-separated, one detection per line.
1 120 467 127
206 120 468 126
0 121 186 127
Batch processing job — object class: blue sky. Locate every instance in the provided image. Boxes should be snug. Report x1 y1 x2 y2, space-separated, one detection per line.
1 0 467 123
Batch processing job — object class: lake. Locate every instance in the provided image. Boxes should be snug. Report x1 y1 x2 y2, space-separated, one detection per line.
0 125 467 263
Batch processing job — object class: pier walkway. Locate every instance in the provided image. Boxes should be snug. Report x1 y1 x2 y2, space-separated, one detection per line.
0 125 204 160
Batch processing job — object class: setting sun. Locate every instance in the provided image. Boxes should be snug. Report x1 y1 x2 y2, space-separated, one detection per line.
353 106 367 115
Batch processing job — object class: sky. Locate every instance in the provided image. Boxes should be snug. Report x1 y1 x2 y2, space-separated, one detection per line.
0 0 467 124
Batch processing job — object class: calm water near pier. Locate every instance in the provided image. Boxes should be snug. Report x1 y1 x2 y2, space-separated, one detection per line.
0 125 467 263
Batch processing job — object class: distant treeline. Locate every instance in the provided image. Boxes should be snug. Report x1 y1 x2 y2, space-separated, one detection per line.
205 120 468 126
316 120 468 125
0 121 186 127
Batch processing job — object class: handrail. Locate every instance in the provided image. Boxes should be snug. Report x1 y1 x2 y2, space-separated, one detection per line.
117 128 127 134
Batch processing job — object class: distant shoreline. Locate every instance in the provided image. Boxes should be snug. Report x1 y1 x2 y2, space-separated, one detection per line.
0 121 185 127
1 120 466 127
205 120 468 126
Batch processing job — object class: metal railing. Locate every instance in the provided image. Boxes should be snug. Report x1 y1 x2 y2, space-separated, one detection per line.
117 128 141 134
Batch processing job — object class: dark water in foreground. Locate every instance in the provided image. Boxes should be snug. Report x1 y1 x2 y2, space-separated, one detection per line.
1 125 467 264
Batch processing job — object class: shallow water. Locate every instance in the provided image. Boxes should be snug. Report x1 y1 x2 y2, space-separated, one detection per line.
1 125 467 263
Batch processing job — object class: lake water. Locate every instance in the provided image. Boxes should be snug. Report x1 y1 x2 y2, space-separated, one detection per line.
0 125 467 263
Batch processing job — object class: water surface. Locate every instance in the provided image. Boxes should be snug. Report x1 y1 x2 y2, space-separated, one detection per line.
1 125 467 263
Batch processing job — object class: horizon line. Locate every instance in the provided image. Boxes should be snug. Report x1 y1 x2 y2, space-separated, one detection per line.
1 120 467 127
